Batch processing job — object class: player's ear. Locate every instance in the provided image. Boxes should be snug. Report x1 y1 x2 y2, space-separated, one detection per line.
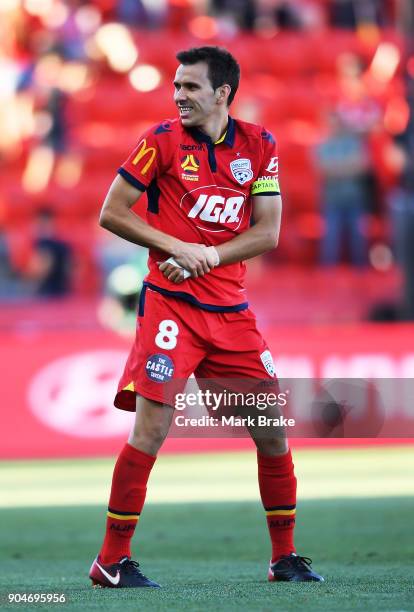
216 84 231 104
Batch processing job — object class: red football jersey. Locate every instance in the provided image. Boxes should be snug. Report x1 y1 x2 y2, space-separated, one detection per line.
119 116 280 311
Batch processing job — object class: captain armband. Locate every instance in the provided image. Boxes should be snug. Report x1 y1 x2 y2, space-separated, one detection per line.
251 178 280 196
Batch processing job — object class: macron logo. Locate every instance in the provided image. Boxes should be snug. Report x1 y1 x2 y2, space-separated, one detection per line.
96 560 121 585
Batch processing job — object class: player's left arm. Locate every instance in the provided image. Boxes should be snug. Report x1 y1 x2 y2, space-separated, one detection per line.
214 193 282 266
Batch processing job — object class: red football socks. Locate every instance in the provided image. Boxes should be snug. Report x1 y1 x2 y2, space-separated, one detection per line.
257 449 297 562
99 443 156 564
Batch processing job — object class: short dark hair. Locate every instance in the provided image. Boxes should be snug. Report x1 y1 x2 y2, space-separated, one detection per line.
176 46 240 106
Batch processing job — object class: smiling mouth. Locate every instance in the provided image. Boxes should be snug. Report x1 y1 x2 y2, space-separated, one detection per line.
179 106 193 116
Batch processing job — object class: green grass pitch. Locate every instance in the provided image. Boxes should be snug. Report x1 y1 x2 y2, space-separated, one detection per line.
0 447 413 611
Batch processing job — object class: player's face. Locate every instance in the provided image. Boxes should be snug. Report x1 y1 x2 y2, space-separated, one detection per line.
173 62 220 128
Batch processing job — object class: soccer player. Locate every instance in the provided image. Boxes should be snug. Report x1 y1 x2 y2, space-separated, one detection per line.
89 46 323 588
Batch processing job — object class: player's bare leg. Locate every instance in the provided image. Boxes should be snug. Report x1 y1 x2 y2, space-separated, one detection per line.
89 397 174 588
246 403 324 582
129 396 175 455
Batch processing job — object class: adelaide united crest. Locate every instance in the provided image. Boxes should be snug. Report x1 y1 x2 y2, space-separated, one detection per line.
230 158 253 185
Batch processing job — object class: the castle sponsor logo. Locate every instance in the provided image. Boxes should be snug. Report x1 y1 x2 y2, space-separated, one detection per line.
181 186 246 232
131 139 156 175
230 158 253 185
146 353 174 383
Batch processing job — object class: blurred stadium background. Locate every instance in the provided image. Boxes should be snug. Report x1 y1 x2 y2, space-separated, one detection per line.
0 0 413 609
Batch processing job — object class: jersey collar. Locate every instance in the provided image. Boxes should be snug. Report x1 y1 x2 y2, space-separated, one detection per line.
188 116 235 148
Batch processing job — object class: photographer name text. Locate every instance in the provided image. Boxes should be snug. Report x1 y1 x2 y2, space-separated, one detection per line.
174 415 295 427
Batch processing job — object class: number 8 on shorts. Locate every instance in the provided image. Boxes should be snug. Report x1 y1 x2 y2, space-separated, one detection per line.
155 320 179 350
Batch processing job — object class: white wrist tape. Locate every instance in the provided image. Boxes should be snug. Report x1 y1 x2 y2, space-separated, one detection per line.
165 257 191 279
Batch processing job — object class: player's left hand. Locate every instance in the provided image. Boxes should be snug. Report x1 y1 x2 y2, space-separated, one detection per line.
158 260 188 283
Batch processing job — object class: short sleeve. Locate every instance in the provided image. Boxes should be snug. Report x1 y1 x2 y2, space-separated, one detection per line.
251 130 281 196
118 126 160 192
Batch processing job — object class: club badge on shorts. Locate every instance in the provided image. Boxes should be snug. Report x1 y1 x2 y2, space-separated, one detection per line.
260 350 276 377
146 353 174 383
230 158 253 185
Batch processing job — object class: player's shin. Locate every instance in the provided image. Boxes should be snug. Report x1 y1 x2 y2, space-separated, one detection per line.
99 443 156 564
257 448 297 563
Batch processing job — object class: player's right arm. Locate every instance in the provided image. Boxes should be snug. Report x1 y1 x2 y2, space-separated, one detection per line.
100 175 170 251
99 173 212 277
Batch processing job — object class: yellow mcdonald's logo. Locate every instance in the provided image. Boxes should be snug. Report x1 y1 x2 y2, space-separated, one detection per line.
132 139 156 174
181 154 199 172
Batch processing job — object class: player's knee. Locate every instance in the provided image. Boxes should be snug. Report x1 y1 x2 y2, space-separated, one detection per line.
254 437 288 456
129 422 168 454
144 423 168 448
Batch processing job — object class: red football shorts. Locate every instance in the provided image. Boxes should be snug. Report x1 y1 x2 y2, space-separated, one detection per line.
115 286 277 411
